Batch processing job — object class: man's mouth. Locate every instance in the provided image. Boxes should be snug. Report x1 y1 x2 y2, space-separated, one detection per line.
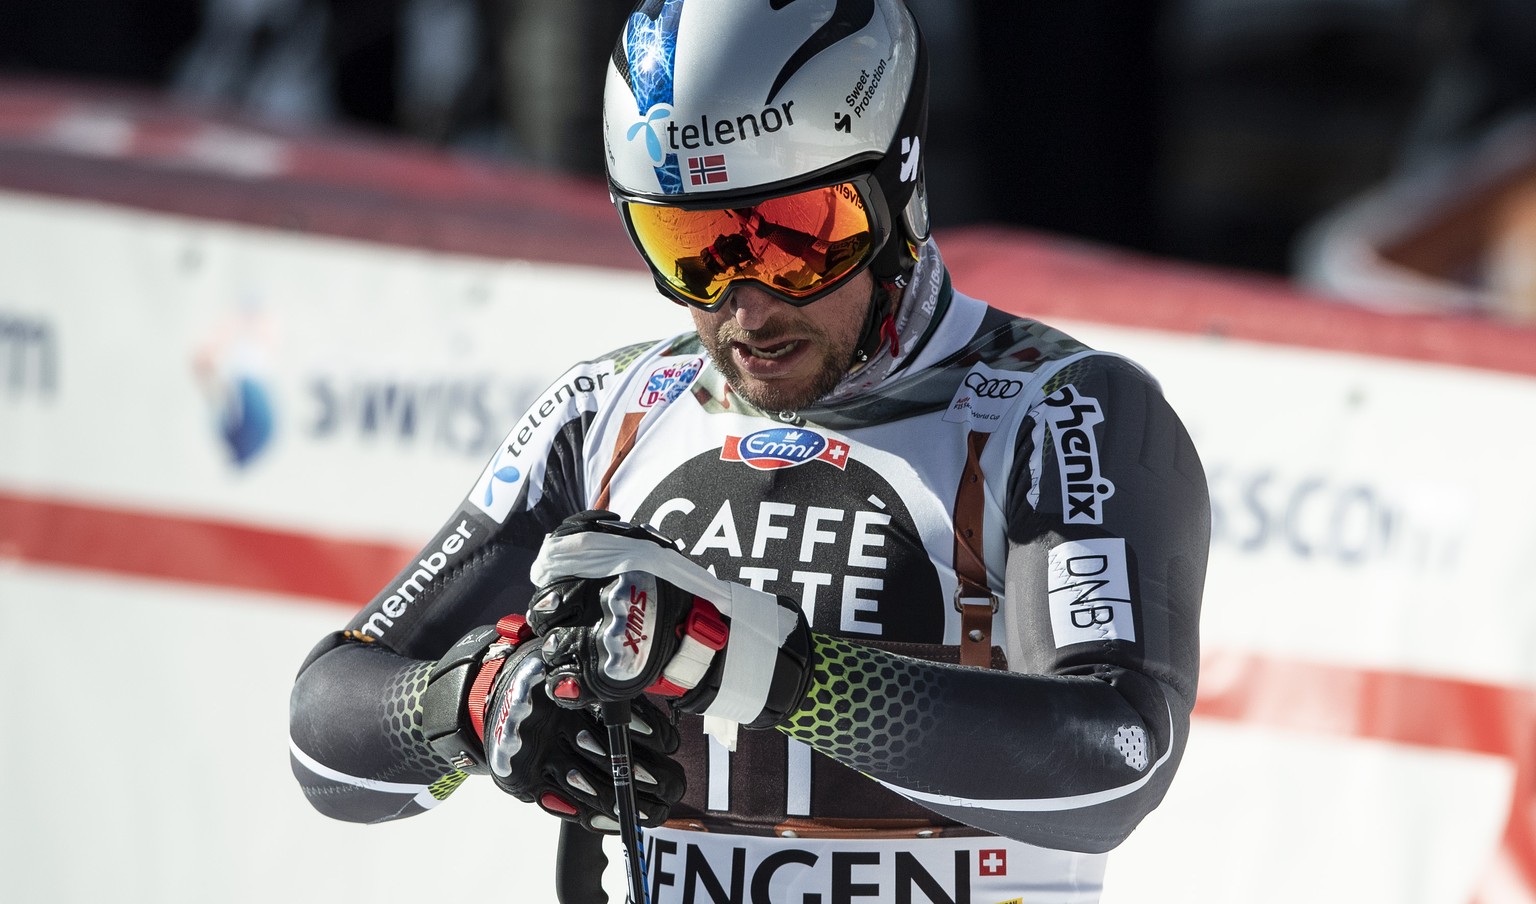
738 339 801 360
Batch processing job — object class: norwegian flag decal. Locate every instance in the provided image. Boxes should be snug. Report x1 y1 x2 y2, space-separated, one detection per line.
688 154 729 186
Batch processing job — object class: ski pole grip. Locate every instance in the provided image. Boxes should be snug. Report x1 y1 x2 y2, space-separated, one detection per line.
555 821 607 904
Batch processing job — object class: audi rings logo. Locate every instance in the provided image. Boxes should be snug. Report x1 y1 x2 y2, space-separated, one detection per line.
964 372 1023 400
944 364 1028 433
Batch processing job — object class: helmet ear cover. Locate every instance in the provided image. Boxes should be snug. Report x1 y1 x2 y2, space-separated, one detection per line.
853 22 932 361
860 13 927 288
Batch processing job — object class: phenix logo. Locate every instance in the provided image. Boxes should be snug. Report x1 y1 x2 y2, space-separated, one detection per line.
1043 384 1116 525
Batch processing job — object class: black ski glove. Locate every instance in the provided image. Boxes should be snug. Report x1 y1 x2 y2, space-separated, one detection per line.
433 616 685 832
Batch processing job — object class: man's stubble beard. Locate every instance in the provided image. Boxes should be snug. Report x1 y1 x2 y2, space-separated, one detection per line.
701 318 859 412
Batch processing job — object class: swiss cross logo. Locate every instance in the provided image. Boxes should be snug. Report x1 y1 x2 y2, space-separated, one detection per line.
978 849 1007 877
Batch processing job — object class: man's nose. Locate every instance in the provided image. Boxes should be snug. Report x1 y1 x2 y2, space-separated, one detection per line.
727 284 785 331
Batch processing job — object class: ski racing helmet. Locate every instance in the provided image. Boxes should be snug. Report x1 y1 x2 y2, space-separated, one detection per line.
603 0 931 341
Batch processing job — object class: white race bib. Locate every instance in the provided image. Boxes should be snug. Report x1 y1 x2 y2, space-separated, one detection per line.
640 825 1108 904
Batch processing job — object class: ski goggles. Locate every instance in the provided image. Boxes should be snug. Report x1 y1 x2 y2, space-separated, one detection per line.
617 178 886 309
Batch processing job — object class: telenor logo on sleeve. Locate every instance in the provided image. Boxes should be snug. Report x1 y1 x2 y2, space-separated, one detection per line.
470 364 611 522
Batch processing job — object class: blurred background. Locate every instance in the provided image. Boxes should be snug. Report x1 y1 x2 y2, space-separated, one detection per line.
2 3 1536 904
3 0 1536 310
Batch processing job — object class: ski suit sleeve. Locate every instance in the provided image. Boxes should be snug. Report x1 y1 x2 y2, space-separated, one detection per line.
285 505 547 823
778 353 1209 853
286 353 626 824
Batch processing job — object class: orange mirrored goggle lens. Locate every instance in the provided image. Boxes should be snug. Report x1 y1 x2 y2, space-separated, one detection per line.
625 182 876 306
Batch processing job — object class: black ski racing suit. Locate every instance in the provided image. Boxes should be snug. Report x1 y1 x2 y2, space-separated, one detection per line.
289 248 1209 902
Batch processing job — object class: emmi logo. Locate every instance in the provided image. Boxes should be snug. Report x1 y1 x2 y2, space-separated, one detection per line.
720 428 850 471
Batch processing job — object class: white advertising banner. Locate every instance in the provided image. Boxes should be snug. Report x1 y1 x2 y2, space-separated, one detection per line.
1056 321 1536 904
3 185 1535 904
0 190 667 538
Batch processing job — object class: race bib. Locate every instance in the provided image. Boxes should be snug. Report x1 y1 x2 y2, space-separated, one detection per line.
639 826 1108 904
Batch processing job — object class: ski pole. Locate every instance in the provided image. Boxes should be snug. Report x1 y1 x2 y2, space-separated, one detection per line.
603 700 648 904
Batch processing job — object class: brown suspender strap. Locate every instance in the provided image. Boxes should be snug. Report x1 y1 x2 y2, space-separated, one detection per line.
594 410 645 512
952 429 998 668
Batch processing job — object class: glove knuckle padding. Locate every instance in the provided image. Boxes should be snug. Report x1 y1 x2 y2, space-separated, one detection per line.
524 579 590 633
484 648 551 788
587 571 686 698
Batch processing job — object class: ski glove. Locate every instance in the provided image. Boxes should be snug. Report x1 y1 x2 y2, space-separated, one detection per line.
525 510 815 731
469 616 685 832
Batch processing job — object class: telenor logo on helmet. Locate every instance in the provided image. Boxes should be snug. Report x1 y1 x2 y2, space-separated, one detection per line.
721 428 851 470
632 100 799 159
627 105 675 167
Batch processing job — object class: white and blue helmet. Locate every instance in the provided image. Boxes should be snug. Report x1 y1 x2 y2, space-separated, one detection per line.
603 0 931 289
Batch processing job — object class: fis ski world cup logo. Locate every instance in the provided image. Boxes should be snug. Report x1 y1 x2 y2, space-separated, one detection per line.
721 427 850 471
638 357 703 408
